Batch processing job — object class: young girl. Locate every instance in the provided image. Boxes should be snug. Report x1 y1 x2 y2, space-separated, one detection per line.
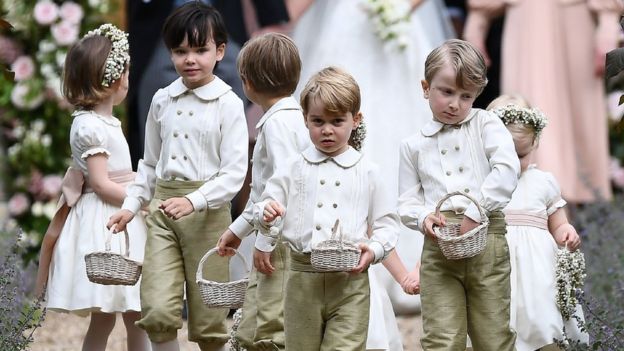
36 24 150 351
489 96 588 350
253 66 399 350
107 3 248 351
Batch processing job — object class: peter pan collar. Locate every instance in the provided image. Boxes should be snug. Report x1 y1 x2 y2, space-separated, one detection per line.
421 109 478 137
73 110 121 127
167 76 231 100
255 96 301 129
302 145 362 168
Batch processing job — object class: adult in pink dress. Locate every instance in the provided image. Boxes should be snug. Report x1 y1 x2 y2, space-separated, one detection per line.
465 0 623 203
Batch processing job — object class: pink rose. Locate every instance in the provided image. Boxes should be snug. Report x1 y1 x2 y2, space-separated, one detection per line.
11 81 45 110
41 174 63 199
0 35 23 65
33 1 59 25
59 2 84 24
51 21 79 46
8 193 30 217
11 56 35 81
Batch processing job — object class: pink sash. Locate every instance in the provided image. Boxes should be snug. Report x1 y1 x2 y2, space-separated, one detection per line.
503 210 549 230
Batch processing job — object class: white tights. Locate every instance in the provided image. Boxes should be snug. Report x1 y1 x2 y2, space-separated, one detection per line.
81 311 150 351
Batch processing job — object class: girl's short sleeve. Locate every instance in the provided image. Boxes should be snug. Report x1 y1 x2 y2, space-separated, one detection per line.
544 172 567 215
74 122 110 160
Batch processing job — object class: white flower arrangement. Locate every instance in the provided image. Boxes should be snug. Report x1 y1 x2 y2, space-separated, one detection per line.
228 308 246 351
555 246 587 320
84 23 130 87
492 104 549 137
350 120 367 151
361 0 411 50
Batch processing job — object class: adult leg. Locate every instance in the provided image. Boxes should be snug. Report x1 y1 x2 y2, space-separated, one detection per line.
82 312 116 351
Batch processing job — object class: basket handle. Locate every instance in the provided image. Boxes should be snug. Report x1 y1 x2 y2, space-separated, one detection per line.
105 228 130 258
434 191 488 223
196 247 250 283
330 219 346 249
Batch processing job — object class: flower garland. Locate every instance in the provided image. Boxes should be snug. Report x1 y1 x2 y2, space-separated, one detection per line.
84 23 129 87
361 0 411 50
492 104 549 137
555 246 587 320
349 120 367 151
228 308 246 351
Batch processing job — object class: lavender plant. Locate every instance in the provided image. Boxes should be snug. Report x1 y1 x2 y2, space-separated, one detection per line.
0 229 45 351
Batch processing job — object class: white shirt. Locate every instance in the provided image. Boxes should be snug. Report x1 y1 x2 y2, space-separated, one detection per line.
122 77 248 213
229 96 311 238
254 146 399 263
398 108 520 232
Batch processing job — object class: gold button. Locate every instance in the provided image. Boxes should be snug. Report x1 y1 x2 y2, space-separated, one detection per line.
316 225 321 230
333 203 338 208
317 202 323 208
459 167 464 172
184 134 189 139
177 110 182 115
335 180 341 186
464 188 470 193
441 150 447 155
174 132 179 137
172 155 177 160
189 111 194 116
320 179 326 185
446 171 451 176
183 156 188 160
455 146 460 151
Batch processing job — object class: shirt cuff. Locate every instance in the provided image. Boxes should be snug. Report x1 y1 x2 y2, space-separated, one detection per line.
464 203 487 223
416 208 434 233
368 241 386 265
229 217 254 239
255 233 277 253
121 197 142 214
185 190 207 212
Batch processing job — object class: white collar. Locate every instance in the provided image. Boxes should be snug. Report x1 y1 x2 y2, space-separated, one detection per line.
255 96 302 129
421 109 478 137
73 110 121 127
302 145 362 168
167 76 231 101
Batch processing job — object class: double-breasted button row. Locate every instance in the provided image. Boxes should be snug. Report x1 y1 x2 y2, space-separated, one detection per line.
176 110 194 116
319 179 341 186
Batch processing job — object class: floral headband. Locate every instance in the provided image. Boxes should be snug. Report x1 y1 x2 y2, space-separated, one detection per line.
84 23 130 87
492 104 548 137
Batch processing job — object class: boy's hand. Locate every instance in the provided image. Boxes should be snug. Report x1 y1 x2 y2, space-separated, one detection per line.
423 213 446 240
459 216 479 235
107 209 135 233
401 261 421 295
554 224 581 251
217 229 242 257
350 244 374 274
160 197 194 220
254 248 275 275
263 201 285 223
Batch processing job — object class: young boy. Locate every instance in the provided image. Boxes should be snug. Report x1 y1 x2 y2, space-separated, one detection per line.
107 3 248 351
216 32 310 351
398 39 520 350
254 66 399 351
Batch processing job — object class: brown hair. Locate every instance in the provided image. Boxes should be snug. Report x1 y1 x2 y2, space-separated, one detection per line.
300 66 361 117
237 33 301 97
424 39 488 95
62 35 117 109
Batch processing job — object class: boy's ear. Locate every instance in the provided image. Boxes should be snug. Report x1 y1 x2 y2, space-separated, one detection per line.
216 43 226 61
421 79 430 98
353 111 363 126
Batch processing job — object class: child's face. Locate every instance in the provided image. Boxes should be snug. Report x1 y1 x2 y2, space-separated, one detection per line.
170 35 225 89
422 63 479 125
305 98 361 157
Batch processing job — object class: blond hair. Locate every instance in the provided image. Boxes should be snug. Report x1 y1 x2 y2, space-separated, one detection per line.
300 66 361 117
424 39 488 94
486 93 530 110
237 33 301 97
486 95 539 152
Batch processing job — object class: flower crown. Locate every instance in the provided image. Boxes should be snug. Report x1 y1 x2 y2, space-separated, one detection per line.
84 23 130 87
492 104 548 137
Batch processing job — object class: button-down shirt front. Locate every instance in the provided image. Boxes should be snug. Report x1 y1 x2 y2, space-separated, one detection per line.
123 77 248 213
254 146 399 263
398 109 520 232
229 96 311 238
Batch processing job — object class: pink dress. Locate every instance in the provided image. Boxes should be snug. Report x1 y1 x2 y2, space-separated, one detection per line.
468 0 623 202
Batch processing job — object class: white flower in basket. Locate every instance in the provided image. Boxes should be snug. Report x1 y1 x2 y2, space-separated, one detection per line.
433 192 490 260
196 248 250 309
311 219 362 272
84 228 142 286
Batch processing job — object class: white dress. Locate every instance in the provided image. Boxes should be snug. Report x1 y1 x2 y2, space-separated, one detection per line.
504 166 588 350
46 111 146 316
367 269 403 351
292 0 453 316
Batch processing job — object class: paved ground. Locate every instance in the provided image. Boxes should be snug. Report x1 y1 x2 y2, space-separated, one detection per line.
30 311 423 350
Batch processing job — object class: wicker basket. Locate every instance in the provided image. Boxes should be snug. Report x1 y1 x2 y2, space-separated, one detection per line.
84 229 142 285
433 192 490 260
311 219 361 272
197 247 250 309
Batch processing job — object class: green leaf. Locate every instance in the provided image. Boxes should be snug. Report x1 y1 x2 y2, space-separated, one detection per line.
606 48 624 80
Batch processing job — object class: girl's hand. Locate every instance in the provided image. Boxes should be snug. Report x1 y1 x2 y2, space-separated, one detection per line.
160 197 194 220
263 201 285 223
401 262 421 295
217 229 242 257
459 216 479 235
423 213 446 240
554 223 581 251
350 244 374 274
107 209 135 233
253 248 275 275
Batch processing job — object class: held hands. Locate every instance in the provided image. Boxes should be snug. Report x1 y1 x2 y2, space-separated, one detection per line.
553 223 581 251
350 243 374 274
401 261 421 295
263 201 285 223
216 229 242 257
107 209 135 233
254 248 275 275
423 213 446 240
160 196 194 220
459 216 480 235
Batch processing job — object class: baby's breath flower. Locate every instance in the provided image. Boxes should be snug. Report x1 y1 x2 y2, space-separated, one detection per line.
555 246 586 320
361 0 411 51
492 104 548 137
84 23 129 87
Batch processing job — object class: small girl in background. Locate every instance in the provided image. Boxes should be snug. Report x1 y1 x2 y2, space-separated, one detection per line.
36 24 149 351
489 95 588 350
